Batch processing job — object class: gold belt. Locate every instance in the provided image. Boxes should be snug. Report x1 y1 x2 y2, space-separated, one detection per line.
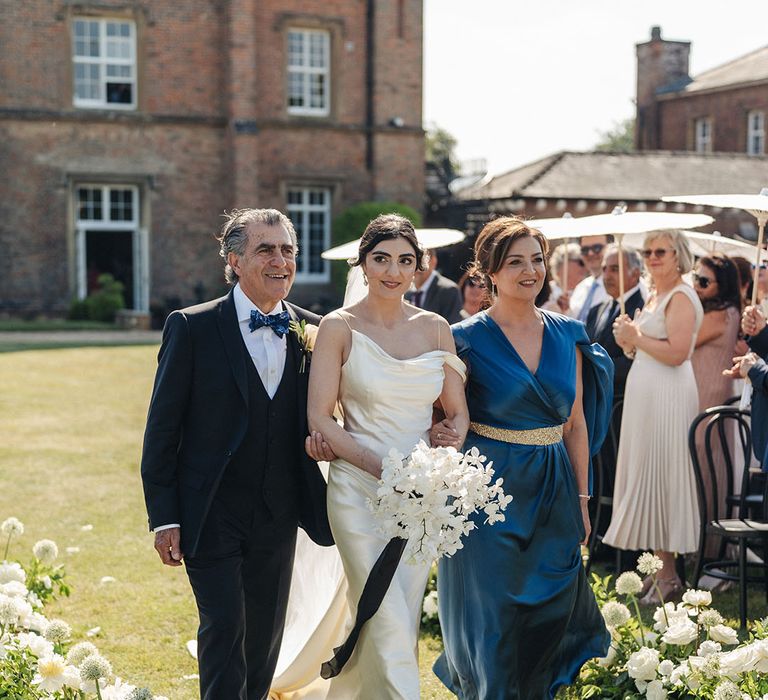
469 421 563 446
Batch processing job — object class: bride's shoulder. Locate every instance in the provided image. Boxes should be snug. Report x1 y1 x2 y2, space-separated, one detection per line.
318 310 354 338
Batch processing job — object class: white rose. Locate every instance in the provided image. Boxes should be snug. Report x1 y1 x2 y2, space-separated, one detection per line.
16 631 54 658
627 646 660 681
653 602 690 632
751 639 768 673
710 624 739 645
669 662 689 686
658 659 675 676
646 679 668 700
0 562 26 585
698 640 722 657
681 588 712 609
0 580 27 598
662 619 698 645
596 644 618 668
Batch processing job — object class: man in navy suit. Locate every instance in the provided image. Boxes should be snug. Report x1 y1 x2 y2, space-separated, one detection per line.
141 208 333 699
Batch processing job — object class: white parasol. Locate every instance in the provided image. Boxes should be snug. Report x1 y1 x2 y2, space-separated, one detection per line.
321 228 466 260
622 229 768 263
662 189 768 305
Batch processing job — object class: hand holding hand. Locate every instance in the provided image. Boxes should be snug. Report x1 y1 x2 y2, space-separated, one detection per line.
154 527 183 567
430 418 461 448
305 431 336 462
741 305 767 337
612 314 639 349
722 353 759 379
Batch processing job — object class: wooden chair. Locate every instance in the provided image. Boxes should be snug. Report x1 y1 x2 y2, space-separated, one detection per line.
687 405 768 629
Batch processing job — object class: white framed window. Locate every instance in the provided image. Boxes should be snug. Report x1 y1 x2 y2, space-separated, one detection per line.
694 117 712 153
74 184 149 310
747 111 765 155
287 187 331 282
72 18 136 109
287 29 330 116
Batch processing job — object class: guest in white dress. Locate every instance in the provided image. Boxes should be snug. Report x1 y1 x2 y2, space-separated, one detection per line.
283 214 469 700
604 230 703 603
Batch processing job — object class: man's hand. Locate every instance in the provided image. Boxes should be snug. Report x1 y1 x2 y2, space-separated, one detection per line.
305 431 336 462
154 527 183 567
723 353 759 379
742 305 767 337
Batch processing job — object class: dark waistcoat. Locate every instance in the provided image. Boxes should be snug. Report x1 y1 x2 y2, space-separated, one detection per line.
217 338 301 521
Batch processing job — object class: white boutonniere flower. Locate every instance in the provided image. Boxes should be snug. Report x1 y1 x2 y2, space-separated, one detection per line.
289 320 319 372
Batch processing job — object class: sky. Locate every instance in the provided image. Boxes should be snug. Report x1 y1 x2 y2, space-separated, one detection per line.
423 0 768 176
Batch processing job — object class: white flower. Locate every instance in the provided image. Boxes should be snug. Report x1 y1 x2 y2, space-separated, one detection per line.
101 677 136 699
67 641 99 666
637 552 664 576
616 571 643 596
66 546 80 554
698 640 722 657
714 681 744 700
44 619 71 644
42 575 52 590
601 601 631 628
87 626 102 637
596 644 618 668
682 589 712 609
33 654 68 692
662 618 698 645
0 593 20 626
16 631 55 658
653 602 691 632
0 561 26 585
669 663 689 686
126 689 154 700
422 590 438 618
100 576 117 584
32 539 58 565
0 517 24 537
698 609 724 629
81 524 94 531
646 679 667 700
62 664 82 689
657 659 674 676
0 580 28 597
710 624 739 645
627 646 660 681
25 611 49 633
79 652 112 681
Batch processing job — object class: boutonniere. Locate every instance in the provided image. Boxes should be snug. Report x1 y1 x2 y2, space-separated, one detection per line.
289 319 319 373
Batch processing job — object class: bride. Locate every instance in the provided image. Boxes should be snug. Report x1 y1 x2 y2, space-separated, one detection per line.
272 214 468 699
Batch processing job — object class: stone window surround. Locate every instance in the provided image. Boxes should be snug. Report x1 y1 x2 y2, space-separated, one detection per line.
285 183 333 284
286 27 331 117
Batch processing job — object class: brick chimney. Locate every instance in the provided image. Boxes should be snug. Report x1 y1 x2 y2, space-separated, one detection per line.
635 26 691 150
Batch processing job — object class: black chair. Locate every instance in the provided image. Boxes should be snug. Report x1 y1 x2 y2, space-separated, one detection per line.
688 405 768 629
586 397 624 574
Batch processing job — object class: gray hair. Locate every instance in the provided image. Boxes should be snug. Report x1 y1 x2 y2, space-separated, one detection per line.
548 243 582 275
603 243 643 272
642 229 695 274
217 208 299 285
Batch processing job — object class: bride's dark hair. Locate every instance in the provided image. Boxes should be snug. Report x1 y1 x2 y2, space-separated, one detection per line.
350 214 426 271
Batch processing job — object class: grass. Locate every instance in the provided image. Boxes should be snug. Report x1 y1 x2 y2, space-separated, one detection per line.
0 319 117 332
1 345 765 697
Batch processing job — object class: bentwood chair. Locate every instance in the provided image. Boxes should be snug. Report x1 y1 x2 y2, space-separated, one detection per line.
687 405 768 629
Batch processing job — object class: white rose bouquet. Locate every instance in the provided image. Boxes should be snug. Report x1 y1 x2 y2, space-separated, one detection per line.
367 440 512 565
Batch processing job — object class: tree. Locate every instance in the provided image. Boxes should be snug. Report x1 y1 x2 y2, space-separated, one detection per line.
425 123 461 182
595 118 635 153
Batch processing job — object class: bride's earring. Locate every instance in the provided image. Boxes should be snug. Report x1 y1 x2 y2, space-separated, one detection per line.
363 274 368 286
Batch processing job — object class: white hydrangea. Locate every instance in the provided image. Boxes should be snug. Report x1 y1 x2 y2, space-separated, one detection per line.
627 646 660 681
32 539 58 565
0 517 24 537
615 571 643 596
710 624 740 646
637 552 664 576
368 442 511 564
682 589 712 609
662 618 698 645
601 601 631 628
0 561 26 585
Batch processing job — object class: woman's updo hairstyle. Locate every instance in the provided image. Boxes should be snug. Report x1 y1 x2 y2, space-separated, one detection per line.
350 214 426 271
468 216 549 295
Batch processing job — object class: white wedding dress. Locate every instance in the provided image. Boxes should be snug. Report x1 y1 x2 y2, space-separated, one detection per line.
270 322 465 700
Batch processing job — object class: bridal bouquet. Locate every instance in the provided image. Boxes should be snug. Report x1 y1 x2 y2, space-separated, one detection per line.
367 440 511 565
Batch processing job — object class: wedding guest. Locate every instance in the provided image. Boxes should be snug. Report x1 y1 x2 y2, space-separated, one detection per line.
541 242 587 312
567 234 612 320
458 271 487 319
405 247 463 323
690 254 742 555
604 230 703 603
431 216 613 698
731 256 753 306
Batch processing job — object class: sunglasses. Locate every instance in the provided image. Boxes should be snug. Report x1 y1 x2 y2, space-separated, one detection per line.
466 278 485 289
641 248 675 260
752 263 768 271
580 244 605 256
692 272 715 289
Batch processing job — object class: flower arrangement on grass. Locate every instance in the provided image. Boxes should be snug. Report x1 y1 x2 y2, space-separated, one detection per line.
0 516 167 700
563 552 768 699
368 441 512 565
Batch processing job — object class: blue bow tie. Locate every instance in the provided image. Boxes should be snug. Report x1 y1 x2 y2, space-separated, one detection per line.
249 309 291 337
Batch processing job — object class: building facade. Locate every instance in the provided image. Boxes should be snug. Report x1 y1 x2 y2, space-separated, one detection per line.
0 0 424 318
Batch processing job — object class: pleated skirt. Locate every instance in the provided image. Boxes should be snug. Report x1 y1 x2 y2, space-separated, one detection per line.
603 352 701 553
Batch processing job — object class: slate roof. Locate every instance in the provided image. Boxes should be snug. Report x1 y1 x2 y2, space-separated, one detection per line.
681 45 768 94
456 151 768 202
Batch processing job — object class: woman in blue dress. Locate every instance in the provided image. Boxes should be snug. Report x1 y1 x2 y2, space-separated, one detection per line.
430 217 613 699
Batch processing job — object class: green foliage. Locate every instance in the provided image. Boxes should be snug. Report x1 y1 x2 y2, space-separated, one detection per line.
68 274 125 323
425 123 461 174
330 202 422 296
595 118 635 153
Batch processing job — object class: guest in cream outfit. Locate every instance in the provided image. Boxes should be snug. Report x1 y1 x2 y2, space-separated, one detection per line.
604 230 703 603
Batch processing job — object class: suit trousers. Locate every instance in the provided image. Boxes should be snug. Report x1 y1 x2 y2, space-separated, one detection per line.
185 491 298 700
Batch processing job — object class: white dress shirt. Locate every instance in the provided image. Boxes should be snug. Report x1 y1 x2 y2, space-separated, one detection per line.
154 284 288 533
570 274 609 320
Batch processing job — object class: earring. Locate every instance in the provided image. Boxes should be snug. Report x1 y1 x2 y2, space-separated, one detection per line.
363 274 368 286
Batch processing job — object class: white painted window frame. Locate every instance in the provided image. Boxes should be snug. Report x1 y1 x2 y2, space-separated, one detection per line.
747 110 765 156
286 28 330 117
287 186 331 283
694 117 712 153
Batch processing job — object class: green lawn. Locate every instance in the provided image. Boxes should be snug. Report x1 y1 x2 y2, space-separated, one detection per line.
0 346 764 698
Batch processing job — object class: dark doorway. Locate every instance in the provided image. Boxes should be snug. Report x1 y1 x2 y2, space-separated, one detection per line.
85 230 134 309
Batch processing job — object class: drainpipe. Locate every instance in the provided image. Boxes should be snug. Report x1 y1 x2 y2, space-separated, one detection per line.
365 0 375 173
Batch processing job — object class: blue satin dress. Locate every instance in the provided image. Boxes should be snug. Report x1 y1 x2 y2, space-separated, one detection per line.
434 311 613 700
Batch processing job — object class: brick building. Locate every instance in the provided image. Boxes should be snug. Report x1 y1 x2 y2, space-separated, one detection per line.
636 26 768 155
0 1 424 318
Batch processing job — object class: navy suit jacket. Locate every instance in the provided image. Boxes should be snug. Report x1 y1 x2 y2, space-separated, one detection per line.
747 326 768 468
